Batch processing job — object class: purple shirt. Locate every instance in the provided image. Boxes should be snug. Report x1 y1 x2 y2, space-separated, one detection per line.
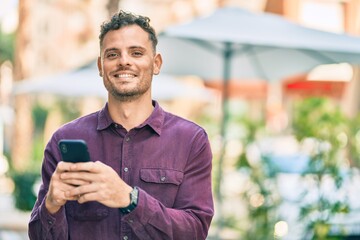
28 101 214 240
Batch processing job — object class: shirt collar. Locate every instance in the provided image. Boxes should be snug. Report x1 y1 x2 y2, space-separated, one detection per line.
97 101 165 135
97 103 113 131
140 100 164 135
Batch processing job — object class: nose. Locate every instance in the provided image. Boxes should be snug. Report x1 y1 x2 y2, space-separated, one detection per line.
118 53 131 66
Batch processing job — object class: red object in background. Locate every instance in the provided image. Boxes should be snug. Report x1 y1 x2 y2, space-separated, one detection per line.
283 74 347 99
204 75 347 101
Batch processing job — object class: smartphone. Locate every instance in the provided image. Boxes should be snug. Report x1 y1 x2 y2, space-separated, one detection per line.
58 139 91 163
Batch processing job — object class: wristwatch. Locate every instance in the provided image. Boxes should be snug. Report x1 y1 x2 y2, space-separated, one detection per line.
119 187 139 214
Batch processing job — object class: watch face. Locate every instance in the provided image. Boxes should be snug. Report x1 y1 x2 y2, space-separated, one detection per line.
131 187 139 205
120 187 139 214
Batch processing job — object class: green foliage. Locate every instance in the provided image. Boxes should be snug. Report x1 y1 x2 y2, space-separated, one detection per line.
32 103 49 133
346 114 360 168
0 31 15 63
9 97 84 212
57 99 81 123
9 97 84 211
30 135 46 171
231 97 357 239
28 99 82 172
10 171 39 211
291 97 351 239
30 103 50 171
292 97 347 142
235 117 282 239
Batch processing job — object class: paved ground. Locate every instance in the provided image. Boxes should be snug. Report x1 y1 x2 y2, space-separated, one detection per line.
0 174 30 240
0 193 30 240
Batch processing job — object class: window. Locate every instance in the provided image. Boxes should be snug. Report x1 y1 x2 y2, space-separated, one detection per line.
299 0 344 33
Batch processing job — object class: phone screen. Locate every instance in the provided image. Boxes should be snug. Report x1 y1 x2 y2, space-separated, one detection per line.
58 139 91 162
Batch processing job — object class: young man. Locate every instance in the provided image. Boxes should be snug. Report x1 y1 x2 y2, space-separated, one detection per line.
28 10 214 240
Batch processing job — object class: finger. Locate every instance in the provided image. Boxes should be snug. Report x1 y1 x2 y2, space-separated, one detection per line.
48 189 72 205
65 183 98 198
78 192 99 203
51 175 76 190
50 178 79 197
69 161 102 173
60 171 96 183
56 161 76 173
61 178 91 186
65 195 80 201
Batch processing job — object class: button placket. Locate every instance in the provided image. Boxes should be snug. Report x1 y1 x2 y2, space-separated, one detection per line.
121 132 133 185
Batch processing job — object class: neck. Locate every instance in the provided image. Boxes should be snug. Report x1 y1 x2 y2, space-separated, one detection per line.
107 96 154 131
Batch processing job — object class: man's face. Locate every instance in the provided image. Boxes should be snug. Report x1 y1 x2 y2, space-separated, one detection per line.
98 25 162 101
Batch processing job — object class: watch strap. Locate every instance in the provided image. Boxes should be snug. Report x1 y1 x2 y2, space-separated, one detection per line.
119 187 139 214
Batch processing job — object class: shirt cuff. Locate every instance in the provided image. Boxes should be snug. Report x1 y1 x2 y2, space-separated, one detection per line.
122 188 153 231
39 197 67 232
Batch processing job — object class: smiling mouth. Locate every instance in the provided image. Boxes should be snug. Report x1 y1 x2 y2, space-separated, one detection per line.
114 73 136 79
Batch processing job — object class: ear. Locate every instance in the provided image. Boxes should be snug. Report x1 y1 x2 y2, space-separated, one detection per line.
97 56 103 77
153 53 162 75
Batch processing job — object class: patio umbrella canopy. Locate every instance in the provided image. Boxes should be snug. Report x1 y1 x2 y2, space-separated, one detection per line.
157 6 360 234
158 7 360 81
13 61 214 101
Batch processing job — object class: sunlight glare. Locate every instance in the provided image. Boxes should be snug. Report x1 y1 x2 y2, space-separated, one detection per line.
274 220 288 238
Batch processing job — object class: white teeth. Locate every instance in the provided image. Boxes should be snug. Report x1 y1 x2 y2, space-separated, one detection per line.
115 74 134 78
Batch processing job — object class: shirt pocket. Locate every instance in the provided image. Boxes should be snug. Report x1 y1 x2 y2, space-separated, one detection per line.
140 168 184 185
66 201 109 221
140 168 184 206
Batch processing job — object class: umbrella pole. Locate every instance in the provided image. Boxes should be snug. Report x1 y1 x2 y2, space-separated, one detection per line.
214 42 232 239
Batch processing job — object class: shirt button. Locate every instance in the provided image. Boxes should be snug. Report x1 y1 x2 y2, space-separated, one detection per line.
124 167 129 172
128 219 134 223
114 123 118 128
160 176 166 182
125 137 130 142
123 236 128 240
47 220 53 225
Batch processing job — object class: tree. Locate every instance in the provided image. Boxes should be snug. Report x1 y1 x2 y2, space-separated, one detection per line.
11 0 34 172
106 0 120 17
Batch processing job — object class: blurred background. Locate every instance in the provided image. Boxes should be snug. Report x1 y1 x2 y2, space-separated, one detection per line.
1 0 360 239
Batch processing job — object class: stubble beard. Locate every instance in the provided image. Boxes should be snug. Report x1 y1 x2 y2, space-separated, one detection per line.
104 78 151 102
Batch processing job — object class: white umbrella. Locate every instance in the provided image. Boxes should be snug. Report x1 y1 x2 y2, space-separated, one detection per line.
157 7 360 233
13 61 214 101
159 7 360 81
14 62 107 98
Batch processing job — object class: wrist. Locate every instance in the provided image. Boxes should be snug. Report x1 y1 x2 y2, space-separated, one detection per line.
45 197 61 215
119 186 139 214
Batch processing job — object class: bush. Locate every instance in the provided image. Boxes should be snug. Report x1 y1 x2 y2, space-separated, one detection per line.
11 171 39 211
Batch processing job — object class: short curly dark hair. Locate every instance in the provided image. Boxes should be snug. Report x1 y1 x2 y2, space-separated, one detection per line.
99 10 158 52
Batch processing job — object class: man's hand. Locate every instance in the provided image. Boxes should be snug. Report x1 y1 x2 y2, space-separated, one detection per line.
61 161 133 208
45 161 84 214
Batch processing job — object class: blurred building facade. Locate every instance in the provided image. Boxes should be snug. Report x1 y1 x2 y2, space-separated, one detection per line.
11 0 109 171
267 0 360 119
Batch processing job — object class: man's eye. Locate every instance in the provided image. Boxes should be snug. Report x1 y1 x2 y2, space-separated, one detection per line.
107 53 118 58
132 51 143 56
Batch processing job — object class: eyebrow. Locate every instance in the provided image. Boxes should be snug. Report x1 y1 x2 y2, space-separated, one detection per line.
104 48 119 54
104 46 147 53
129 46 147 52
